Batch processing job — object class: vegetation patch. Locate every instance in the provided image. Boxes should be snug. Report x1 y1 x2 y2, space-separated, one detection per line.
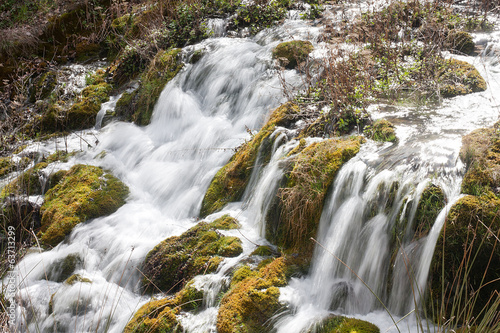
217 257 287 333
266 137 363 255
429 195 500 324
39 164 129 247
200 102 300 217
125 280 204 332
364 119 397 142
413 184 446 238
306 315 380 333
439 59 487 98
115 48 183 125
272 40 314 69
210 214 240 230
142 220 243 293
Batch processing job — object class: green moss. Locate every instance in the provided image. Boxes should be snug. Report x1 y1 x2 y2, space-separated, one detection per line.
45 150 77 164
65 274 92 285
250 245 274 256
200 102 301 217
0 163 46 198
231 265 258 287
46 254 83 282
39 164 129 247
142 222 243 293
446 30 475 55
0 157 14 178
125 280 204 332
440 59 487 98
66 82 112 130
413 184 446 237
217 257 287 333
459 126 500 196
115 48 183 125
272 40 314 69
307 315 380 333
428 195 500 323
364 119 397 142
111 14 132 32
266 137 363 255
124 299 183 333
210 214 240 230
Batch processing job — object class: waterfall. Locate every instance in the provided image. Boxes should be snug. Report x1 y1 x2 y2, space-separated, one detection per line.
7 4 500 333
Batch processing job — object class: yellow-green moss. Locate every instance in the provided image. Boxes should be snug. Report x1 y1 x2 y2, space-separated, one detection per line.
364 119 397 142
413 184 446 238
0 163 46 198
307 315 380 333
210 214 240 230
29 71 58 103
217 257 287 333
65 274 92 285
115 48 183 126
446 30 475 55
39 164 129 247
440 59 487 98
66 82 112 130
142 222 243 293
250 245 274 256
459 126 500 196
0 157 15 178
200 102 301 217
272 40 314 69
266 137 364 255
428 195 500 323
124 280 203 332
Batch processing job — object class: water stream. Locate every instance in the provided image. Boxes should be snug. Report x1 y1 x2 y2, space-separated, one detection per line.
7 4 500 333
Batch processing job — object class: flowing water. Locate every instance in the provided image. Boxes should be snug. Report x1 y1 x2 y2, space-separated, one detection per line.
6 4 500 333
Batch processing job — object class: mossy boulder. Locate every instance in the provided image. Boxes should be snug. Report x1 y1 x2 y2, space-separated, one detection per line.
200 102 301 217
115 48 183 125
217 257 287 333
66 82 112 130
459 126 500 196
439 59 487 98
272 40 314 69
446 30 475 55
0 163 47 198
413 184 446 237
0 156 30 178
306 315 380 333
210 214 240 230
39 164 129 247
46 254 83 282
428 195 500 322
364 119 397 142
125 281 203 332
266 137 364 256
142 220 243 293
64 274 92 285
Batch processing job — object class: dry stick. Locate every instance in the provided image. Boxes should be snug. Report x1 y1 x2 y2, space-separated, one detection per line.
310 237 401 333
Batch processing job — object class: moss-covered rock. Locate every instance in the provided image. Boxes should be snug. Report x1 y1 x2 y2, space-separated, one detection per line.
142 221 243 293
65 82 112 130
217 257 287 333
266 137 363 256
200 102 301 217
39 164 129 247
306 315 380 333
446 30 475 55
459 126 500 196
413 184 446 237
210 214 240 230
65 274 92 285
124 280 204 333
272 40 314 69
439 59 487 98
428 195 500 322
46 254 83 282
115 48 183 125
364 119 397 142
0 164 47 198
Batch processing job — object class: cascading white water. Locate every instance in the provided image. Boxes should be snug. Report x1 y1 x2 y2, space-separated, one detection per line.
10 16 324 333
6 3 500 333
